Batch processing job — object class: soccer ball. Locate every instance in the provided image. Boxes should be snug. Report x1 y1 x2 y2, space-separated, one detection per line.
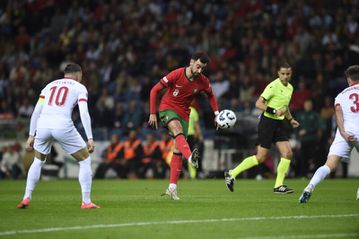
216 109 237 129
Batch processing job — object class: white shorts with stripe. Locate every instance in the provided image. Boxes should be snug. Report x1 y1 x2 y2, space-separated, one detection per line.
328 131 359 158
34 127 86 155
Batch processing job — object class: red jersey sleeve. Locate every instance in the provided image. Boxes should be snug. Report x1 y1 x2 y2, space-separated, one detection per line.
203 81 219 113
149 82 165 114
160 69 180 87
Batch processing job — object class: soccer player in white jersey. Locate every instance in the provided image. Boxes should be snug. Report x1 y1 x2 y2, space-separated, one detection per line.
17 63 100 209
299 65 359 203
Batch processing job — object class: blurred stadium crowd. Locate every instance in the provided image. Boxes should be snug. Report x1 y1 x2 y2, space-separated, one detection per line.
0 0 358 178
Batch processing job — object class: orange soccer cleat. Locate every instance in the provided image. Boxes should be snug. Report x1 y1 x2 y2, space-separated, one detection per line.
17 197 30 209
81 202 100 209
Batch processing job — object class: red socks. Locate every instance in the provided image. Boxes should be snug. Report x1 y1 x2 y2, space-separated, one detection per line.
174 134 192 159
169 153 183 184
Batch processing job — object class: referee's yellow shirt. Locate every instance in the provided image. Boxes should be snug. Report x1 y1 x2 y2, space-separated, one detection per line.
188 106 199 136
261 78 293 120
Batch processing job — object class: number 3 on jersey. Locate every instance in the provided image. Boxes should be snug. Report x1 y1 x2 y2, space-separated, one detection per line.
49 86 69 106
349 93 359 113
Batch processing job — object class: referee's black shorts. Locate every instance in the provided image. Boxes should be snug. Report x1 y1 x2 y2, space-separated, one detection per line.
256 114 290 149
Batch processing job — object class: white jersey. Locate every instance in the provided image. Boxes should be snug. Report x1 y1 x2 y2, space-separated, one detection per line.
37 78 88 129
334 83 359 135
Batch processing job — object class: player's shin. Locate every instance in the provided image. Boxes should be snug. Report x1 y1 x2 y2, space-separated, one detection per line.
169 153 183 189
230 155 258 178
24 157 45 199
79 157 92 204
174 134 192 159
306 165 331 191
274 158 291 188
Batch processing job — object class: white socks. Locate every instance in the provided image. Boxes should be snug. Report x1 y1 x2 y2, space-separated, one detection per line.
24 158 45 199
306 165 331 192
79 157 92 204
169 183 177 191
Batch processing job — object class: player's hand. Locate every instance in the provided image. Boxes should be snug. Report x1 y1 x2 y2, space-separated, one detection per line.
25 136 35 152
275 109 286 116
298 129 306 136
341 131 356 142
214 113 220 130
87 139 95 153
148 114 158 129
290 119 300 128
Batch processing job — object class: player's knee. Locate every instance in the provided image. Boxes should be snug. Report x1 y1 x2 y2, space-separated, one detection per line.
255 154 267 163
281 151 293 159
34 151 47 160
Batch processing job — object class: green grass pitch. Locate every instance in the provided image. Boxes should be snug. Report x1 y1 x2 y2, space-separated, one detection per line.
0 179 358 239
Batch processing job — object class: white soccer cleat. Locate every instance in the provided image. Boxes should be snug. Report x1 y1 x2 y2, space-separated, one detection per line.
162 188 180 200
188 148 199 169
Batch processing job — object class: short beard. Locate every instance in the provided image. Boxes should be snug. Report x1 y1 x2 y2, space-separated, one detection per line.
191 68 199 77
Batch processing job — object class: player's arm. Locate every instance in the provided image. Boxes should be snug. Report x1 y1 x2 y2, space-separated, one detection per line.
203 84 219 128
335 103 355 142
255 96 287 117
255 96 268 112
255 96 280 114
148 82 166 129
78 97 95 153
284 109 300 128
26 96 45 151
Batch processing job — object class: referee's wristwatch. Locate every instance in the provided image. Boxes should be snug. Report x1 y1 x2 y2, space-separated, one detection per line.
266 106 277 115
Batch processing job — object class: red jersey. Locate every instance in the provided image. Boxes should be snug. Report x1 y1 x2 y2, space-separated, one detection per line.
159 67 214 121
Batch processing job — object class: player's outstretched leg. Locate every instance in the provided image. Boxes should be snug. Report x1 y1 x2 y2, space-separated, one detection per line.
299 165 331 203
17 157 45 209
224 155 258 192
224 171 235 192
188 148 199 169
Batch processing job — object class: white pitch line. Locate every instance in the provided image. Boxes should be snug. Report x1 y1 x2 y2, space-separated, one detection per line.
0 214 358 236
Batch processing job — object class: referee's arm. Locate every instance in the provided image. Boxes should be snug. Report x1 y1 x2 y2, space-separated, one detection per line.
255 96 269 112
255 96 284 116
284 109 300 128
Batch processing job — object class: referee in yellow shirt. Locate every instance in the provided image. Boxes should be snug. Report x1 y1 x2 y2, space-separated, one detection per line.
187 100 204 179
225 61 300 194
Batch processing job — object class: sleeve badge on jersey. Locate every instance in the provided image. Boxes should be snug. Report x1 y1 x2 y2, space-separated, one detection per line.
163 76 168 83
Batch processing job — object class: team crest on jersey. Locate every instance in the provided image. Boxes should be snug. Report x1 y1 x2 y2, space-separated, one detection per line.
173 89 179 97
193 89 198 93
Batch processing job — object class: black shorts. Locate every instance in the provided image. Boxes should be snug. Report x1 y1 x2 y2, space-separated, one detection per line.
256 114 290 149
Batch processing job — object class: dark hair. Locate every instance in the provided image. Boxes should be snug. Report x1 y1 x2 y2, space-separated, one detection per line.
64 63 82 74
191 51 210 64
277 60 291 70
345 65 359 82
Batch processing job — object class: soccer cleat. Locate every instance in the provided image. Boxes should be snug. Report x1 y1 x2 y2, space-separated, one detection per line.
17 197 30 209
299 191 312 203
188 148 199 169
81 202 100 209
273 185 294 194
224 171 235 192
161 188 180 200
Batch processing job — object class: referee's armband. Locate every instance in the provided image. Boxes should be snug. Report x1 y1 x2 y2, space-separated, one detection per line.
266 106 276 114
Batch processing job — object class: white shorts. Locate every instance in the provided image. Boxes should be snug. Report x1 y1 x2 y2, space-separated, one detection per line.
328 131 359 158
34 127 86 155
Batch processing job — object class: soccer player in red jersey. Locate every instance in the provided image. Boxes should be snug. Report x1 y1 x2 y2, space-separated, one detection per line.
148 52 219 200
